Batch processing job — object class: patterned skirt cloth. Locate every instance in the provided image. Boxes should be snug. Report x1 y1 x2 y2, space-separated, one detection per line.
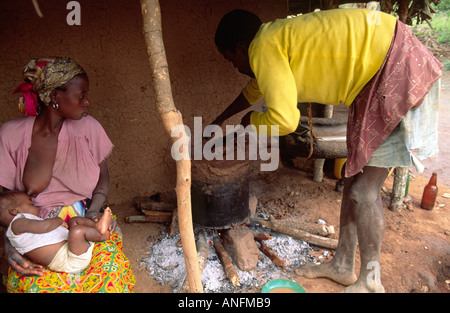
5 202 135 293
345 20 443 177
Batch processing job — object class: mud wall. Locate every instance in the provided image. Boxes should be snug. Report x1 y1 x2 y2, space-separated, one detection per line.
0 0 287 204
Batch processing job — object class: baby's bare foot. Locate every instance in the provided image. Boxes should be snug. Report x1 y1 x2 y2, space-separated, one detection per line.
96 207 112 235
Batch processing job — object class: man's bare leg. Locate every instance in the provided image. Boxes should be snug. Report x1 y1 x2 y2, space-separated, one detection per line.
296 166 389 292
343 167 388 292
295 174 358 286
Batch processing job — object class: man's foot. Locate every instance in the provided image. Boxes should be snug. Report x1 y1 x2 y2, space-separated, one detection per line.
295 261 357 286
96 207 112 235
342 279 385 293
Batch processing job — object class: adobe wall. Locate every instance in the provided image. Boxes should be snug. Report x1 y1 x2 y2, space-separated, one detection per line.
0 0 287 204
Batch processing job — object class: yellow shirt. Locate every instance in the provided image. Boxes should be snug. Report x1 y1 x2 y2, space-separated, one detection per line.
244 9 397 135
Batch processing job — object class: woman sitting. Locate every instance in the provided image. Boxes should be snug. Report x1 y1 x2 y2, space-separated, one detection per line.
0 57 135 293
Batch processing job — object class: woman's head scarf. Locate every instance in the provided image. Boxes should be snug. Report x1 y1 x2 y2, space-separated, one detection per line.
13 57 86 116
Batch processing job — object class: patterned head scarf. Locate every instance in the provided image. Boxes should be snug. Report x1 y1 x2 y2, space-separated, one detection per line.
13 57 86 116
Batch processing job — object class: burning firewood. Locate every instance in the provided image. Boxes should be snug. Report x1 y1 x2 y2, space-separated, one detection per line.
253 216 338 250
252 232 272 241
214 238 240 287
256 240 288 269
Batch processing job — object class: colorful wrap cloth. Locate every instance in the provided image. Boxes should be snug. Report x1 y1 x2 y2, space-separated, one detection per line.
6 231 135 293
46 199 89 222
13 58 86 116
5 213 135 293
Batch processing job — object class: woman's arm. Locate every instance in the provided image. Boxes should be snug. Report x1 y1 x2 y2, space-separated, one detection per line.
4 233 46 276
86 159 109 220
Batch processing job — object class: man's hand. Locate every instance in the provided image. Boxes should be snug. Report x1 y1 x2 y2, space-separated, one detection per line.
210 117 224 128
241 111 252 128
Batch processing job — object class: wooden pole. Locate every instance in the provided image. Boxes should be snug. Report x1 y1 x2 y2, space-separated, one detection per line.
390 167 408 212
179 230 209 293
140 0 203 293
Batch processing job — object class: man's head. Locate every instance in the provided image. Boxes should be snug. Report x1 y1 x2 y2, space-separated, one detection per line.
215 9 262 77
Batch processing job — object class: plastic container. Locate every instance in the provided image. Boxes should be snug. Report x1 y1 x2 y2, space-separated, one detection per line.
334 158 346 179
261 279 306 293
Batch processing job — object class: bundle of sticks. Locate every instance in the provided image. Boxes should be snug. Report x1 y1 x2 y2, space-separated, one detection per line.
212 230 299 287
179 216 339 289
125 196 175 223
253 232 287 269
212 232 281 287
214 216 338 287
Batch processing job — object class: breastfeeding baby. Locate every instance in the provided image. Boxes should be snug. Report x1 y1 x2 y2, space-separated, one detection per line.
0 191 112 274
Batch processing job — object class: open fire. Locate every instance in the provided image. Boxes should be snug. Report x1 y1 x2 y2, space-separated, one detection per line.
143 218 330 293
134 143 337 293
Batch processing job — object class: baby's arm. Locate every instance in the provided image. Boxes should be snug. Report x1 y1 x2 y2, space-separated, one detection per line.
11 217 65 235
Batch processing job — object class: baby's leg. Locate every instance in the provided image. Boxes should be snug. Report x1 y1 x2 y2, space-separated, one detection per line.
67 209 112 255
67 225 109 255
68 207 112 235
96 207 112 235
68 216 96 228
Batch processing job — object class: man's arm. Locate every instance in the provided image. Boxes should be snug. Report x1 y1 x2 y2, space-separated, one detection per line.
248 45 300 136
211 92 251 126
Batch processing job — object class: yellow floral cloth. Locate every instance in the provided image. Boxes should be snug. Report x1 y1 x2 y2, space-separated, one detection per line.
6 231 135 293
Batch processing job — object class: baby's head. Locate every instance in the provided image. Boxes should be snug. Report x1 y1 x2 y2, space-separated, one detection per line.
0 192 38 228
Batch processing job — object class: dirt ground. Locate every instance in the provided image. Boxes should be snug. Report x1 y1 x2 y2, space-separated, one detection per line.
117 70 450 294
2 44 447 296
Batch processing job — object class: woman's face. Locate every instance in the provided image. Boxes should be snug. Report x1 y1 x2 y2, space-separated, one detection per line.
55 74 91 120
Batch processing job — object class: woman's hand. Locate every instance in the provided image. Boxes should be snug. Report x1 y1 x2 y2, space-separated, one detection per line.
5 238 46 276
86 210 117 232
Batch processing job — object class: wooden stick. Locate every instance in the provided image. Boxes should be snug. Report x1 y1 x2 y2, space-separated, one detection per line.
179 230 209 293
125 211 172 223
256 240 288 269
140 0 202 293
253 232 272 241
214 238 240 287
137 201 175 212
280 220 335 237
141 209 173 217
253 217 338 250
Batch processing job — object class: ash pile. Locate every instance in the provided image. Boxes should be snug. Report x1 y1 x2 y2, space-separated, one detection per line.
143 222 326 293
